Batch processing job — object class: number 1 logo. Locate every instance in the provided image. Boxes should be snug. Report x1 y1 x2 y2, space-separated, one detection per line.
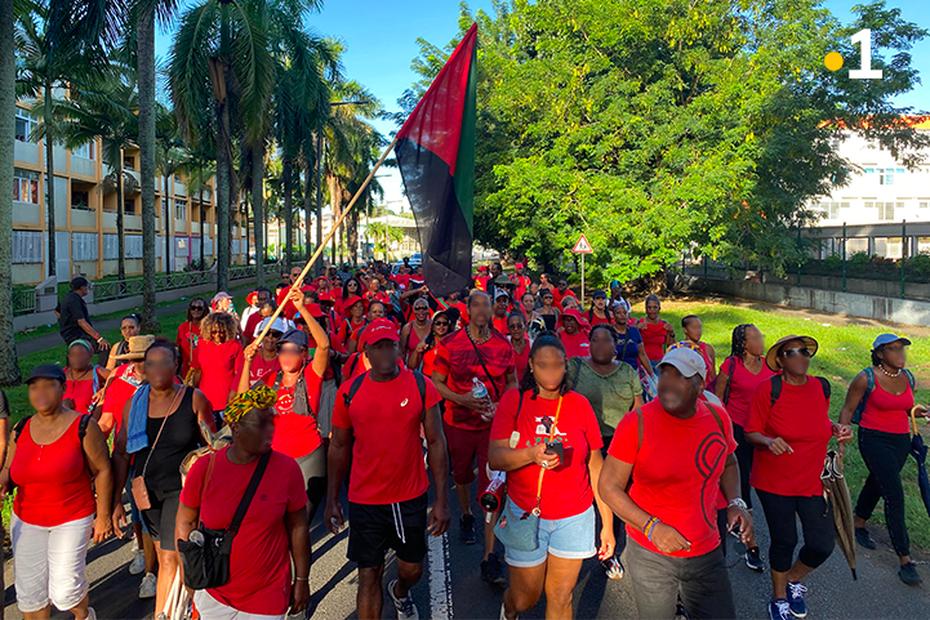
849 29 882 80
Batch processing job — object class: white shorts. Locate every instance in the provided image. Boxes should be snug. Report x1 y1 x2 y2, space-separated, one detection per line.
11 513 94 613
193 590 286 620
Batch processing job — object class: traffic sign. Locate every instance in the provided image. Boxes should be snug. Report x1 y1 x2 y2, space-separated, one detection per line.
572 234 593 254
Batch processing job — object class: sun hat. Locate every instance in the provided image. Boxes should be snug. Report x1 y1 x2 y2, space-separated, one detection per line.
559 308 590 328
765 335 819 371
115 335 157 361
658 347 707 381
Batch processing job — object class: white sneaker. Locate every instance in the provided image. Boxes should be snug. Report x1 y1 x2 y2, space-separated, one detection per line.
87 608 97 620
139 572 157 599
128 549 145 575
387 579 419 620
499 602 518 620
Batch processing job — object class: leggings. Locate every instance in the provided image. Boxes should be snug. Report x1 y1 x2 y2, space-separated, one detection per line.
731 423 754 510
297 445 327 523
855 427 911 557
756 489 835 573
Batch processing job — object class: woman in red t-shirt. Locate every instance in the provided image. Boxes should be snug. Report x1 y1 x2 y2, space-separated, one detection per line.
407 310 453 376
175 298 207 379
635 294 675 366
507 312 531 382
338 295 367 347
745 335 851 619
191 311 244 418
586 290 613 326
558 308 590 358
5 365 113 620
177 387 310 620
400 298 432 364
64 339 109 416
489 333 614 620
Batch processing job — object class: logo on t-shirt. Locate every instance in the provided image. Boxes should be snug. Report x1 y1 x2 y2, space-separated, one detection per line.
695 429 728 528
400 398 409 407
533 416 567 440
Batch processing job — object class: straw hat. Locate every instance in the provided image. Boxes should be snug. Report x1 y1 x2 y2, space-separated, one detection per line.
765 334 818 372
115 335 156 361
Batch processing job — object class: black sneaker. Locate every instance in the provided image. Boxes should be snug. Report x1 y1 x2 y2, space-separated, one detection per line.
855 527 877 550
745 546 764 572
460 514 476 545
601 555 624 580
481 552 507 585
899 562 923 586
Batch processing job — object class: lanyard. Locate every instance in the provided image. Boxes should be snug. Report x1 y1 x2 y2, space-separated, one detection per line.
531 396 563 517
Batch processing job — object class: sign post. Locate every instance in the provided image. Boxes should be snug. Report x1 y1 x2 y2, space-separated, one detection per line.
572 234 593 306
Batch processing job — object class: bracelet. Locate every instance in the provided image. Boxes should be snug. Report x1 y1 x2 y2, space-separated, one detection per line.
294 576 309 582
643 516 661 541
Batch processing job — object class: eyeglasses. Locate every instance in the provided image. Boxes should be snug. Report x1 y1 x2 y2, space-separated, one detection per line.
780 348 811 359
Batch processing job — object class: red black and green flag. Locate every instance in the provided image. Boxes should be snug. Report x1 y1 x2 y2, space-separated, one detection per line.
395 23 477 298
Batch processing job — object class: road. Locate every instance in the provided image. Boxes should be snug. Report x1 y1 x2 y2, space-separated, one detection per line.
4 479 929 619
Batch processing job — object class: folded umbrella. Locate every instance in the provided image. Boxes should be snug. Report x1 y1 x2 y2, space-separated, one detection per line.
909 407 930 519
821 449 857 580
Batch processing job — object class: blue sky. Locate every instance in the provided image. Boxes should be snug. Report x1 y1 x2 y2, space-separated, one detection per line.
154 0 930 211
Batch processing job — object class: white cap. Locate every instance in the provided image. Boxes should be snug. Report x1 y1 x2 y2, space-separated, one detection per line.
256 317 288 337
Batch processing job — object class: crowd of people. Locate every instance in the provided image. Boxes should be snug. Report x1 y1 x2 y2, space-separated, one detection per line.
0 259 925 620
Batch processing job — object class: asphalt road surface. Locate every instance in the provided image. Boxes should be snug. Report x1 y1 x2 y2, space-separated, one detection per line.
4 481 930 619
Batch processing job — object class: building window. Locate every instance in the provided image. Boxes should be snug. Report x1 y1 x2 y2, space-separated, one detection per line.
71 141 94 160
175 200 187 221
72 233 99 261
71 189 90 210
124 198 136 214
123 155 135 170
13 169 39 204
15 109 35 143
103 233 142 260
920 201 929 209
879 168 894 185
876 202 896 221
12 230 42 264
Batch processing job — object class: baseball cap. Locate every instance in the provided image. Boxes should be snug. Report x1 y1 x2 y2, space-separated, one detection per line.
515 263 524 269
305 303 325 318
593 289 607 300
495 288 510 300
478 265 488 272
657 347 707 381
363 318 400 346
26 364 66 384
258 317 288 335
212 291 232 303
278 329 309 349
872 333 912 349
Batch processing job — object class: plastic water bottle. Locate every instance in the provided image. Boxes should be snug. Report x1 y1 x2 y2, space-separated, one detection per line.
471 377 494 422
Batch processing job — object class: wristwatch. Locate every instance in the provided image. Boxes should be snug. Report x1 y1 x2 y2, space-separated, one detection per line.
727 498 748 510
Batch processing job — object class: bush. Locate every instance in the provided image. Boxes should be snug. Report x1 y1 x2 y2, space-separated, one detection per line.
824 253 842 270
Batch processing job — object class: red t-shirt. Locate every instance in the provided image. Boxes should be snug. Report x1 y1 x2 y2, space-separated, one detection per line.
395 274 411 291
490 389 602 519
608 399 736 557
474 275 489 291
492 315 509 334
512 274 531 299
637 320 671 362
242 312 264 346
860 380 913 435
176 321 201 378
364 290 391 307
263 365 324 459
717 357 776 426
560 331 590 359
180 448 307 615
193 340 244 412
236 354 281 388
746 377 832 497
332 368 441 504
553 288 576 309
338 317 367 347
511 337 530 382
434 329 516 430
588 311 612 327
104 363 144 439
64 366 104 415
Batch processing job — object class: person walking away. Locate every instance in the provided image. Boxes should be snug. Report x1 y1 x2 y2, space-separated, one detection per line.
401 298 433 365
745 335 851 620
507 313 532 381
326 320 450 620
490 333 615 620
558 309 591 358
635 294 675 369
190 311 244 422
587 290 613 326
3 365 113 620
598 348 752 620
432 291 517 584
407 310 454 376
64 340 110 416
112 341 215 615
177 386 311 619
566 324 642 579
176 298 207 378
106 314 142 370
837 333 925 585
681 315 716 389
56 276 110 362
714 324 772 572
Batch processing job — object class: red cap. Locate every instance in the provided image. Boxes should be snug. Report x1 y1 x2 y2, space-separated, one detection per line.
318 291 335 303
362 318 400 347
478 265 488 272
343 295 365 310
305 303 324 318
559 307 590 328
246 291 258 306
515 263 524 270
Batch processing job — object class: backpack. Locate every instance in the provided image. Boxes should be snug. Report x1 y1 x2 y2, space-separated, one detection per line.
769 375 831 407
851 366 915 425
342 370 428 417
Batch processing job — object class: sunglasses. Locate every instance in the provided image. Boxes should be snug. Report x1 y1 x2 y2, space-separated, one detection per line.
190 305 205 311
268 331 283 339
780 348 811 359
434 320 450 327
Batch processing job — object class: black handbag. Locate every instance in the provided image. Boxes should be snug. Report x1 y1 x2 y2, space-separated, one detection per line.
178 450 271 590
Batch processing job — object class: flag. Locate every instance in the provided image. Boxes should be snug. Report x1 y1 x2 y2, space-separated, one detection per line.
395 23 477 298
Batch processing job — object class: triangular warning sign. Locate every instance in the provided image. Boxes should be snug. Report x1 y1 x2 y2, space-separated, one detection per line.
572 234 593 254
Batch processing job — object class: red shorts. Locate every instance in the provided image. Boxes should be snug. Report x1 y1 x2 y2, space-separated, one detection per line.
443 421 491 493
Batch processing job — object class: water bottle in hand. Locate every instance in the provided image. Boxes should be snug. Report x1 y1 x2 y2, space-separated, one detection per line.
472 377 494 422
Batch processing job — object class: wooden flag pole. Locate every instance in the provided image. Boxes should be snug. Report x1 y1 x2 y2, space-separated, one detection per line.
250 133 400 347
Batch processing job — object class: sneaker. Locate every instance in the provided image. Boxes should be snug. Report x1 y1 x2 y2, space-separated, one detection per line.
769 598 791 620
87 608 97 620
786 581 807 618
744 546 764 572
139 572 157 599
481 553 507 585
855 527 877 550
899 562 923 586
387 579 419 620
460 514 477 545
499 602 518 620
601 555 624 580
128 548 145 575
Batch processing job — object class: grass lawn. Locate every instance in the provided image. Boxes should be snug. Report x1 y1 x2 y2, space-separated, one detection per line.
649 299 930 551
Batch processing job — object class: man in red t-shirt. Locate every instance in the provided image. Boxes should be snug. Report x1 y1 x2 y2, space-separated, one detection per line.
432 291 517 585
511 263 531 299
326 318 449 620
598 347 752 619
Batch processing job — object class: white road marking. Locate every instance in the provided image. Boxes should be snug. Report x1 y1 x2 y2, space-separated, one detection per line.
428 531 453 619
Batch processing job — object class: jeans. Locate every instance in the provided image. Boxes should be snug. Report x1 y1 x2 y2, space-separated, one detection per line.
732 423 754 510
625 539 735 620
855 427 911 557
756 489 835 573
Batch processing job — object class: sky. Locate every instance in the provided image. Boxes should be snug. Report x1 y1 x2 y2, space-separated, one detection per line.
153 0 930 213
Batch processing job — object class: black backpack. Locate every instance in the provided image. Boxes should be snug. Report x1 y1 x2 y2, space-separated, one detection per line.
769 375 831 407
342 370 429 416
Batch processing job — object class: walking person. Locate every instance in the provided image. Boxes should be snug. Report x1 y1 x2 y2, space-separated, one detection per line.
635 294 675 369
112 341 216 616
326 320 450 620
3 365 114 620
177 386 311 619
407 310 454 376
611 301 654 377
190 311 244 421
714 323 772 572
63 340 110 416
507 312 532 381
745 335 851 620
490 333 616 620
176 298 207 379
537 290 560 333
433 291 517 584
681 315 716 389
838 333 925 585
586 289 613 326
598 348 752 620
56 276 110 360
401 298 433 365
558 308 590 358
106 314 142 370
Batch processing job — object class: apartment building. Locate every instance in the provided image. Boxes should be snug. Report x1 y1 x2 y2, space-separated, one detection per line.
12 103 249 286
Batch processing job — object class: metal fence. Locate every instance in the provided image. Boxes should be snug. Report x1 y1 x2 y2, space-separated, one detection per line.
12 288 36 316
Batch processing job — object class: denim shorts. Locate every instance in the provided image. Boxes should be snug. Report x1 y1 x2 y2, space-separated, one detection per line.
504 504 596 568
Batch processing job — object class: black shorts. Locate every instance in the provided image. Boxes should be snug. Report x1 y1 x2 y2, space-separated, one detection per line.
141 492 181 551
348 493 428 569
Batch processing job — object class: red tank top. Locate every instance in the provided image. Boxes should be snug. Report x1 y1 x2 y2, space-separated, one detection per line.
406 323 425 353
11 416 96 527
861 380 913 435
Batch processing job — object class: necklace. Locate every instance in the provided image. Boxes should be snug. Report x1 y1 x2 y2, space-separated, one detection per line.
67 367 92 382
878 365 902 378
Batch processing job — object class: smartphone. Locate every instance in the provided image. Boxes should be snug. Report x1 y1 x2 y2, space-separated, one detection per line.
545 440 564 461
